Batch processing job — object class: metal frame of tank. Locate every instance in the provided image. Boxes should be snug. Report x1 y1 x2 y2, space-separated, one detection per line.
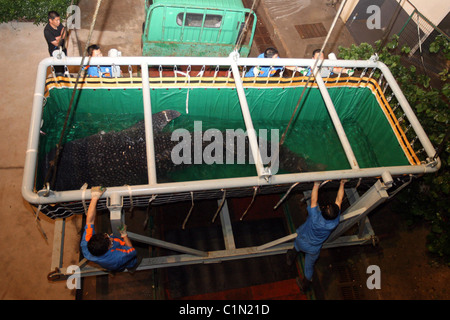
23 53 440 280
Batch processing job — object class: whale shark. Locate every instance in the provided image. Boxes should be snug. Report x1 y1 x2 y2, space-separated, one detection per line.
41 110 311 191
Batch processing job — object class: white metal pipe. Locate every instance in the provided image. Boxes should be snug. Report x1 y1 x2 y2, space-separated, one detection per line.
141 63 158 185
41 56 232 67
127 232 207 257
22 59 49 203
314 70 360 169
219 200 236 250
229 51 267 178
23 162 439 205
39 56 380 69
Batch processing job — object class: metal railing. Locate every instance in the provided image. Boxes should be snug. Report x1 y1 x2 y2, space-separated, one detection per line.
23 53 440 217
397 2 449 73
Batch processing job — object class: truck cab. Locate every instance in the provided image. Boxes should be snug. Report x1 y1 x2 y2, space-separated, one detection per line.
142 0 257 57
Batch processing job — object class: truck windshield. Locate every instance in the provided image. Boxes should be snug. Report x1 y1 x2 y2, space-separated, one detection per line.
176 13 222 28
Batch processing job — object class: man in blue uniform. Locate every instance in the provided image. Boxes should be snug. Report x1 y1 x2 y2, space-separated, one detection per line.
80 187 137 272
85 45 113 77
287 179 347 292
245 47 283 77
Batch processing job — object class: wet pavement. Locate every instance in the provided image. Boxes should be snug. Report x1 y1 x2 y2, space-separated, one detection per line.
247 0 355 58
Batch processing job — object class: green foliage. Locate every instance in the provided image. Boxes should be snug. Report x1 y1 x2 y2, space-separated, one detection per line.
339 35 450 264
429 34 450 60
0 0 77 25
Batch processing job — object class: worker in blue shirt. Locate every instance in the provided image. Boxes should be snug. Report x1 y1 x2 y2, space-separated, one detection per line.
286 179 347 292
245 47 283 77
85 44 112 77
80 186 137 272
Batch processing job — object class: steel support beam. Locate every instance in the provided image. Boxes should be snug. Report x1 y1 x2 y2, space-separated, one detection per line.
53 242 294 278
127 232 207 257
300 185 378 249
50 218 65 271
257 233 297 251
219 200 236 250
325 180 389 244
141 63 157 185
229 51 269 180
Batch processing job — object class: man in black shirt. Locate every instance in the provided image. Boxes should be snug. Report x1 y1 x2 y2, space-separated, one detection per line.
44 11 67 57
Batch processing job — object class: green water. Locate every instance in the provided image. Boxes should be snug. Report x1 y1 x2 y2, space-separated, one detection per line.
37 85 410 187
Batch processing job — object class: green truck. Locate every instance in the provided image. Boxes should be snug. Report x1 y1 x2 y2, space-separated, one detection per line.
142 0 257 57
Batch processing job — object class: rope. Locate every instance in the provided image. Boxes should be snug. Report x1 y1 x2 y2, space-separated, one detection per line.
32 204 48 242
148 194 157 204
281 0 348 146
59 0 75 52
298 180 332 204
355 177 362 190
143 195 157 230
81 183 88 214
387 175 413 199
269 0 348 171
182 191 195 229
143 195 157 229
273 182 299 210
240 186 258 220
212 189 227 223
43 0 103 190
320 180 331 188
126 185 134 213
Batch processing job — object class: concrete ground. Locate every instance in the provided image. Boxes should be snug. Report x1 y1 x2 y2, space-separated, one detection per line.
0 0 145 300
0 22 78 300
252 0 355 58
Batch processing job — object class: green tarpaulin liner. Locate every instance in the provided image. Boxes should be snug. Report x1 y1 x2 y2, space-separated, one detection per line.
37 76 418 189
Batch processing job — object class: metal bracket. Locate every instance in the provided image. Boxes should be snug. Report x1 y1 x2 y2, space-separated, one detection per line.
37 183 52 197
369 54 379 62
324 180 389 247
107 193 124 237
